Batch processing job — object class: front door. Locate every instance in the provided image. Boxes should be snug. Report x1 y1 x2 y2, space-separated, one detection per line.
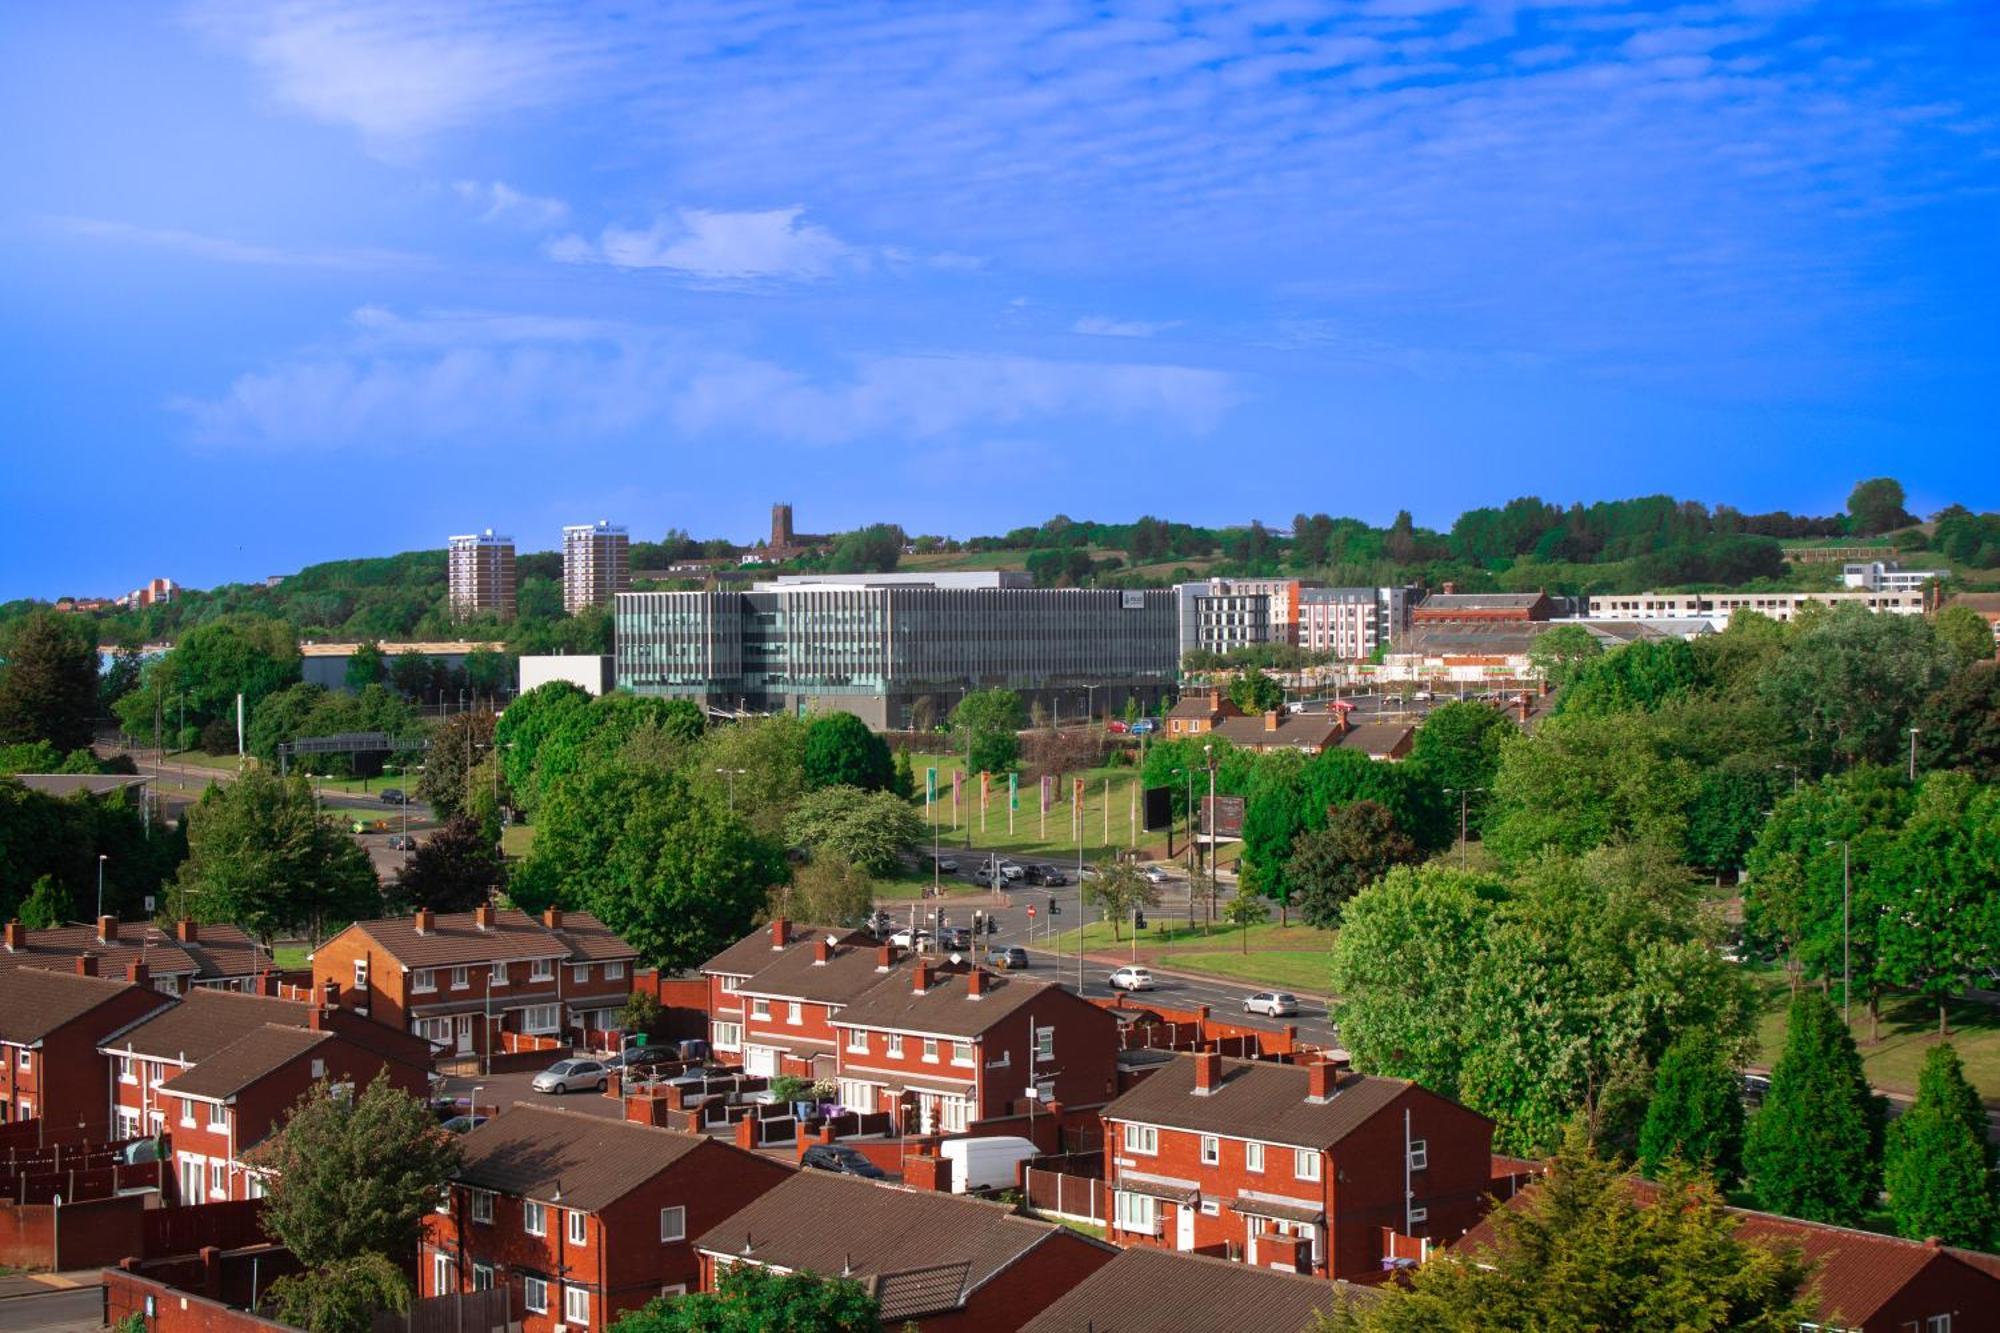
455 1015 474 1055
1177 1202 1196 1251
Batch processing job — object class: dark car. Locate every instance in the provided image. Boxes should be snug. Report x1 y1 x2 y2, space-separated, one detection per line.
985 946 1030 971
605 1046 678 1073
1037 865 1068 886
801 1144 887 1179
938 926 972 952
380 789 408 805
386 834 417 851
1022 864 1052 886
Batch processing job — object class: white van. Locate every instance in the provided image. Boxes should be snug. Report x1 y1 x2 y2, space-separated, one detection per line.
938 1134 1040 1194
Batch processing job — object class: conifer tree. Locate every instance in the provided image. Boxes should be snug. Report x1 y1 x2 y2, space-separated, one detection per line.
1743 989 1876 1224
1638 1028 1745 1185
1884 1044 1998 1247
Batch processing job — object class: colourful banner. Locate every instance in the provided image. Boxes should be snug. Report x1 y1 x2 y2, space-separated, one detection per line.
926 766 937 804
1008 773 1019 811
1041 775 1053 812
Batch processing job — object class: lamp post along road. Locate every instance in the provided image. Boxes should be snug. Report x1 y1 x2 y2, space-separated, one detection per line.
96 854 108 921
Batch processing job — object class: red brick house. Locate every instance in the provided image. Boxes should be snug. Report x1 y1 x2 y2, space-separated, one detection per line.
697 919 880 1079
1165 687 1245 739
1100 1051 1494 1280
1018 1245 1380 1333
98 988 433 1202
420 1104 793 1333
695 1170 1117 1331
1207 709 1347 756
828 962 1121 1136
312 906 637 1060
1 917 271 995
0 964 172 1131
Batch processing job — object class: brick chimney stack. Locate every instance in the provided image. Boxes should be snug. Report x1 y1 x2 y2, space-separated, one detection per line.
321 979 339 1009
813 937 831 965
1307 1058 1337 1103
771 917 791 949
176 920 198 943
414 908 434 935
1193 1047 1221 1095
1208 687 1223 712
876 943 896 972
308 1005 329 1032
3 919 23 952
75 954 99 977
127 961 149 986
98 915 118 944
474 903 496 932
966 968 987 998
542 906 563 930
1263 709 1280 732
913 961 935 994
1517 693 1531 724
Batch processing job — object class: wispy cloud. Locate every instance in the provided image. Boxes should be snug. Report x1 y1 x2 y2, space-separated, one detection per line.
45 216 416 271
174 307 1235 448
451 179 568 227
1073 316 1180 338
547 206 855 282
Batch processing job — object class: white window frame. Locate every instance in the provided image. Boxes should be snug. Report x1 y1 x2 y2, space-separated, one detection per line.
208 1101 227 1130
1114 1190 1158 1234
787 1001 803 1026
572 965 590 984
523 1004 560 1035
711 1021 742 1051
1408 1138 1428 1172
1408 1205 1429 1226
1035 1027 1055 1061
490 962 509 987
17 1050 30 1072
566 1209 587 1246
179 1098 196 1128
471 1264 493 1292
469 1189 493 1224
749 997 771 1020
432 1251 455 1297
720 975 740 994
563 1286 589 1325
412 968 437 993
941 1097 971 1133
451 966 470 990
530 958 555 982
659 1206 686 1242
208 1160 225 1197
1295 1149 1322 1182
887 1034 904 1058
845 1029 868 1053
353 960 369 990
1122 1123 1158 1155
605 962 625 981
310 1058 326 1078
523 1278 548 1314
951 1041 975 1066
1245 1141 1265 1173
922 1038 939 1063
1200 1135 1219 1166
523 1200 547 1237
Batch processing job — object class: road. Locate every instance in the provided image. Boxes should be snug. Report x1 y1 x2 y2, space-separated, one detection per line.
0 1288 100 1333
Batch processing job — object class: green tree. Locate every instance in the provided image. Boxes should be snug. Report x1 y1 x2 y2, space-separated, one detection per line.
777 852 876 928
783 785 927 877
1322 1130 1813 1333
1935 605 1996 667
1081 858 1161 943
392 816 503 913
1873 773 2000 1035
417 710 496 819
827 523 906 574
607 1266 879 1333
1848 477 1915 535
1883 1044 1998 1248
1743 989 1878 1225
691 715 809 839
253 1073 462 1268
952 689 1026 776
1556 639 1702 717
1227 667 1284 715
1526 623 1601 690
890 748 915 801
389 650 434 700
1914 662 2000 782
266 1254 410 1333
172 768 381 944
1638 1028 1745 1185
344 641 385 691
1485 712 1697 867
1682 759 1787 875
0 611 99 751
493 680 593 807
1220 887 1268 952
1406 701 1512 833
166 614 302 724
17 874 71 929
802 711 894 792
462 647 511 695
1285 801 1419 928
1756 604 1954 771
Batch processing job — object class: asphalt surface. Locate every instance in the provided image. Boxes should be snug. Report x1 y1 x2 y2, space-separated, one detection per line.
0 1288 100 1333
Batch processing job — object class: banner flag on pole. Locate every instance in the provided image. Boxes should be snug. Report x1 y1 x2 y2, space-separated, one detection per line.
952 769 962 827
926 766 937 805
979 771 990 833
1008 772 1017 834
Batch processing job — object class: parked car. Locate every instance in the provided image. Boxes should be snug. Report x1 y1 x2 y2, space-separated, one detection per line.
531 1059 609 1095
1129 719 1157 735
801 1144 888 1180
998 860 1024 882
386 834 417 851
1108 965 1156 992
1243 991 1300 1017
1038 865 1069 886
1741 1073 1772 1107
658 1064 734 1091
379 789 407 805
985 946 1030 970
605 1046 678 1073
1106 719 1129 733
867 911 895 936
939 1135 1040 1194
441 1114 489 1134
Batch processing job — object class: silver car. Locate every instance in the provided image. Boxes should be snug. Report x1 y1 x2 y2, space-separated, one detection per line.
1243 991 1300 1017
531 1059 608 1095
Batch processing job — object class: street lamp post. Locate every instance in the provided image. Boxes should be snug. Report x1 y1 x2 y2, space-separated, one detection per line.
96 854 108 921
1827 838 1852 1026
714 768 746 812
1443 787 1486 872
1203 742 1216 878
1907 727 1920 783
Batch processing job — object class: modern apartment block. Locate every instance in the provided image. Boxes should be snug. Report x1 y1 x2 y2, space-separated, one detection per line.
563 521 631 614
1586 587 1930 626
1841 559 1946 593
1174 579 1415 662
615 572 1178 728
449 530 518 621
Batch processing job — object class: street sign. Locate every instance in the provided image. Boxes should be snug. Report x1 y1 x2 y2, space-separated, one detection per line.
1026 906 1037 919
633 1033 647 1046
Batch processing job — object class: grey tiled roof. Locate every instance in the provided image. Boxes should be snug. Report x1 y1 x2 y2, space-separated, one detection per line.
454 1103 709 1212
104 990 313 1063
0 968 158 1045
1019 1247 1370 1333
1102 1053 1413 1151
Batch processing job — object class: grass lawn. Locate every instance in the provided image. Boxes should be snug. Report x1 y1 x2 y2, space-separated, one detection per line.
273 945 312 970
500 824 537 859
1746 967 2000 1103
871 866 993 901
1047 918 1335 996
1034 1214 1107 1241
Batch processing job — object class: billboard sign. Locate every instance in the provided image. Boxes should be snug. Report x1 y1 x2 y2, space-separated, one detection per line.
1142 785 1174 832
1199 795 1246 840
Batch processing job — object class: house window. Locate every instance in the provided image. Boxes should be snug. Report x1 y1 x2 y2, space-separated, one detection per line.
180 1099 195 1127
1925 1317 1953 1333
353 960 369 990
523 1278 548 1314
471 1264 493 1292
887 1034 904 1058
563 1286 589 1325
1114 1191 1158 1234
659 1285 686 1299
787 1002 803 1026
605 962 625 981
659 1206 686 1242
209 1161 225 1197
310 1058 326 1078
720 975 740 994
208 1102 226 1130
1408 1138 1428 1172
451 967 470 990
1408 1206 1429 1227
245 1174 266 1200
117 1108 141 1140
412 968 436 993
942 1098 971 1133
572 965 590 984
922 1038 939 1063
523 1005 560 1034
566 1209 587 1245
1295 1150 1321 1182
523 1200 547 1236
1245 1142 1264 1173
1201 1200 1220 1216
837 1080 877 1112
1035 1027 1054 1061
1200 1135 1219 1166
118 1056 134 1083
530 959 554 981
470 1190 493 1224
845 1029 868 1053
432 1251 456 1296
491 963 509 987
1122 1123 1158 1155
750 998 771 1020
951 1041 974 1066
711 1021 742 1051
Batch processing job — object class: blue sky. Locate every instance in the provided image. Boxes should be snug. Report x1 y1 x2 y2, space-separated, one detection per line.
1 0 1996 598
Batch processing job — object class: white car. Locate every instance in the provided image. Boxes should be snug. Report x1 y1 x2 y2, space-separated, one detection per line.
1108 966 1156 992
531 1059 608 1095
1141 866 1170 885
890 927 933 949
1243 991 1300 1017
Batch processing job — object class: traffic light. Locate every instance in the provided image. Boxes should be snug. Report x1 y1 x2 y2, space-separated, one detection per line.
1134 910 1148 930
1048 897 1057 914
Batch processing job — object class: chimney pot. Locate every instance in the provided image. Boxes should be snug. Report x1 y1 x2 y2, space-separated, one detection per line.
176 919 197 943
75 954 99 977
771 917 791 949
1307 1059 1337 1103
913 962 934 994
1193 1048 1221 1095
1264 709 1280 731
474 903 495 932
309 1006 329 1032
3 919 23 952
876 943 895 972
98 915 118 944
127 961 149 986
966 968 987 998
542 906 563 930
813 938 831 965
414 908 434 935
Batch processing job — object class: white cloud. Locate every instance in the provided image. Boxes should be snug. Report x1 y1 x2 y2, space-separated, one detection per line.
45 216 416 271
174 308 1236 449
549 206 856 282
1073 316 1181 338
451 179 568 227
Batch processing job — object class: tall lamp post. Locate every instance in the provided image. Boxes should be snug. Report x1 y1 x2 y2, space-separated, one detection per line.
1907 727 1920 783
1827 839 1851 1026
714 768 746 812
1442 787 1486 872
96 854 108 921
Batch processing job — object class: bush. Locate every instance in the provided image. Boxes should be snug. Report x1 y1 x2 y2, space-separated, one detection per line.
199 717 239 756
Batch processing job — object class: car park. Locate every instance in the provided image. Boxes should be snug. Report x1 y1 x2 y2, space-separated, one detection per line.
801 1144 888 1179
1243 991 1300 1017
531 1059 609 1095
985 946 1030 970
1108 965 1155 991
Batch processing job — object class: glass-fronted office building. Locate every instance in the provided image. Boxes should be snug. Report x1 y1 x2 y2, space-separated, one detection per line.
616 574 1179 727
